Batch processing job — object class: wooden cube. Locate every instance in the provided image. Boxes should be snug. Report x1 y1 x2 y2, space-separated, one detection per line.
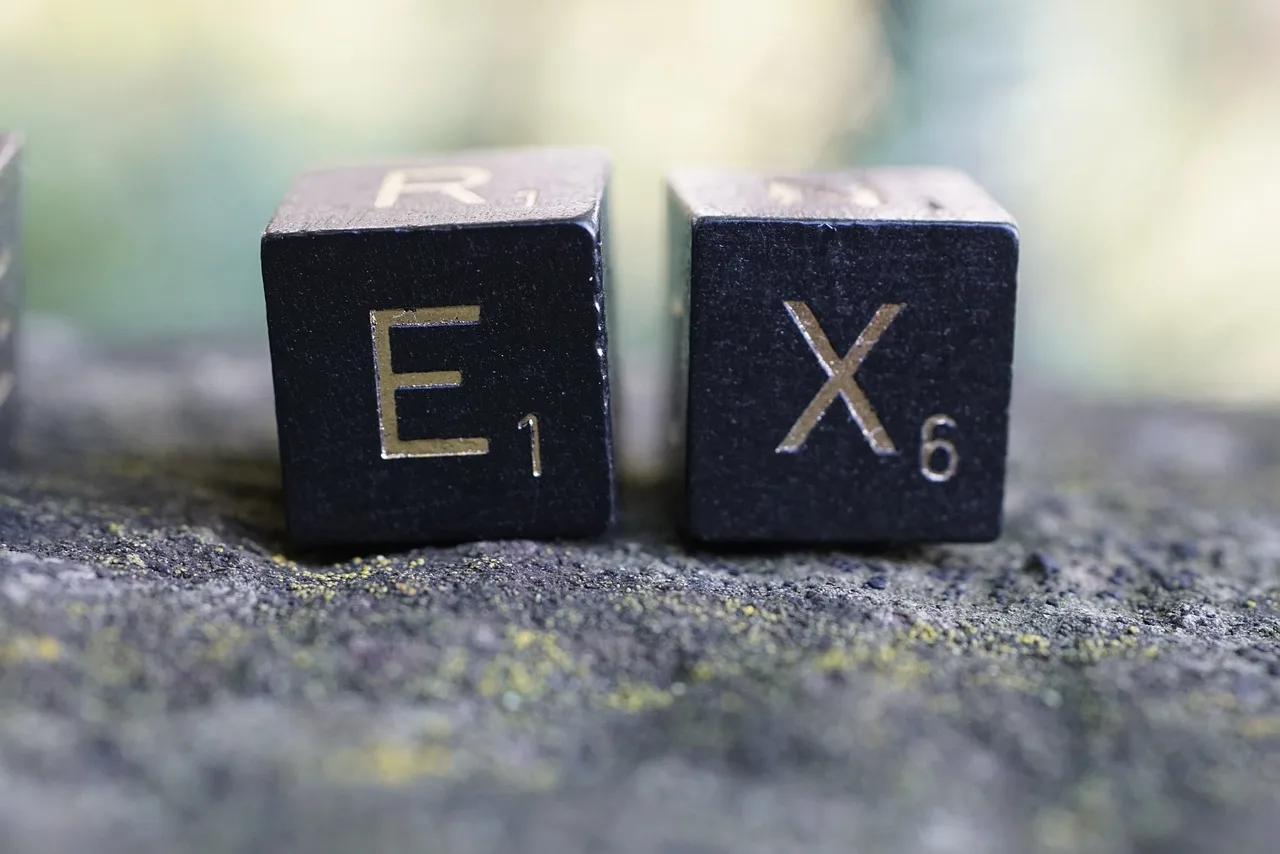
262 148 616 546
668 168 1019 544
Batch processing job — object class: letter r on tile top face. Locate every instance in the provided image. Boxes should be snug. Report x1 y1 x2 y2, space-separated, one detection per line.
261 149 615 546
375 166 491 208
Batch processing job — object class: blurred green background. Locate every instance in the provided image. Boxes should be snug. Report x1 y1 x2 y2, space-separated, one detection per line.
3 0 1280 474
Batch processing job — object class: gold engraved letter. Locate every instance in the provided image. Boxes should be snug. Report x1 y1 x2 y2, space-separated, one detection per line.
370 306 489 460
374 166 491 208
776 301 904 455
768 179 882 209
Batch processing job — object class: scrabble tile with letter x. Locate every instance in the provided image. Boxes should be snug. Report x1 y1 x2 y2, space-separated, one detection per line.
668 168 1018 544
262 148 615 546
0 134 21 462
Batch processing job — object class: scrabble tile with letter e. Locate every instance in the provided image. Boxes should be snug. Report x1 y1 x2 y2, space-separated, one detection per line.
0 134 21 463
262 148 615 546
668 167 1018 544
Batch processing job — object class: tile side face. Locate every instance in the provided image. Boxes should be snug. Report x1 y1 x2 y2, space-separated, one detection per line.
666 188 694 477
675 202 1018 544
0 134 21 463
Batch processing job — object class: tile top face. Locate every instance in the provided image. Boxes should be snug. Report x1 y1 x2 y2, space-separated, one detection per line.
266 147 609 236
669 167 1014 226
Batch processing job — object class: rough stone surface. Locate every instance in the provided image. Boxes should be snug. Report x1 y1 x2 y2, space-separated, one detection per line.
1 319 1279 853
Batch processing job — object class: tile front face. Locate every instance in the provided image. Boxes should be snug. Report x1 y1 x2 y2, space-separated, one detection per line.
263 148 614 546
670 168 1018 544
0 134 20 463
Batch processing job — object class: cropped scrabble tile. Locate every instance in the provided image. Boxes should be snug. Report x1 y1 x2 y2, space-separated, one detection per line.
669 168 1018 544
0 134 21 463
262 148 615 546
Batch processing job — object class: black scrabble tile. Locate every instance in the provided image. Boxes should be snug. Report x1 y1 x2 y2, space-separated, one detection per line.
262 148 615 546
668 167 1018 544
0 134 20 463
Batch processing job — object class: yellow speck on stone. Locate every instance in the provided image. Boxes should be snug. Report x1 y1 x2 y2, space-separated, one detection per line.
1212 692 1239 711
507 662 536 696
741 605 756 616
690 662 716 682
603 680 675 714
1033 807 1081 852
818 648 849 671
34 636 60 660
1241 717 1280 739
1 635 62 663
909 622 939 643
1245 600 1257 609
1126 626 1141 635
327 740 455 787
477 632 581 704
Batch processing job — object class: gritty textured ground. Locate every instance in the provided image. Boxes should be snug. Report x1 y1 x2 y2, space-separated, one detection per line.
1 320 1279 854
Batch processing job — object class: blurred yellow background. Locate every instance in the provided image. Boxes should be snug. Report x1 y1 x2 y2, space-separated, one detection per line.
3 0 1280 473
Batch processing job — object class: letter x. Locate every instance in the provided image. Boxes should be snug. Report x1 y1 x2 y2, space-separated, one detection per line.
776 301 904 455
